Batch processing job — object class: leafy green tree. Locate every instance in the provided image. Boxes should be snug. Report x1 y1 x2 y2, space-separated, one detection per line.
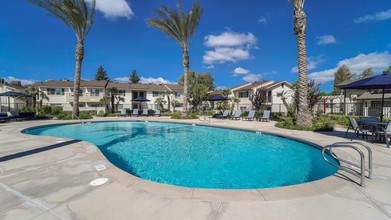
147 0 203 115
171 100 179 111
230 97 240 112
332 64 355 95
29 0 96 118
359 68 374 79
129 69 140 84
95 65 109 81
154 97 166 110
289 0 312 127
178 72 215 111
384 66 391 74
249 88 267 111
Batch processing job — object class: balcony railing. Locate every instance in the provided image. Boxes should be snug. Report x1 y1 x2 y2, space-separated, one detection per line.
66 92 104 102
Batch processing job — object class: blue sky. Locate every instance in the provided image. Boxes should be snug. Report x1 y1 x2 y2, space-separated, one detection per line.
1 0 391 92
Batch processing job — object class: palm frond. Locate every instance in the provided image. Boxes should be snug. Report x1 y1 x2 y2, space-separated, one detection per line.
29 0 95 41
146 0 203 49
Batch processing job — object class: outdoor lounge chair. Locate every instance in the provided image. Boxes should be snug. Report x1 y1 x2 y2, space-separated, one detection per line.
259 110 270 122
142 109 149 116
215 110 230 119
243 110 255 121
7 111 22 120
230 110 242 120
131 109 139 117
345 117 370 140
375 121 391 148
154 109 161 117
0 112 10 123
119 108 127 117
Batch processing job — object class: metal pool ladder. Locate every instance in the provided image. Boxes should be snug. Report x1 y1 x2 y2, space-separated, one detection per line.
322 142 373 187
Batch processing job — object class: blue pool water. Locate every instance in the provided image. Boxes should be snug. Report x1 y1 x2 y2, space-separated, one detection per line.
23 121 337 189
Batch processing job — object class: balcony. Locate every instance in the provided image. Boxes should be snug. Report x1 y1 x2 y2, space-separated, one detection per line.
66 92 104 103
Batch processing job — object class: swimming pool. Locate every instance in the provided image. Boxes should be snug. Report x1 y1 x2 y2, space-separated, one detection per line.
23 121 338 189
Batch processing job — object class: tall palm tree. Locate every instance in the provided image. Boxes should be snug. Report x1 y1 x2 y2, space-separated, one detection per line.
289 0 312 126
164 90 173 112
38 91 50 108
146 0 203 115
107 87 119 113
29 0 96 118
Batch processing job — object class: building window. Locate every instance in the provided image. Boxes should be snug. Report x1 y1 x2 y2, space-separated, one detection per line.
238 91 249 98
139 92 145 98
132 92 138 99
47 88 65 95
118 90 126 96
240 106 247 111
89 88 100 96
153 91 164 97
281 83 284 88
267 91 272 102
70 88 83 96
174 92 182 98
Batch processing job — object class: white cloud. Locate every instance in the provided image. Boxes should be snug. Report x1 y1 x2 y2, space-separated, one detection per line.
87 0 134 19
216 86 228 90
113 76 176 84
308 51 391 84
233 67 250 75
3 76 35 86
242 74 262 83
140 77 176 85
316 35 336 45
354 8 391 23
291 56 324 73
203 48 252 65
258 17 267 24
204 32 256 48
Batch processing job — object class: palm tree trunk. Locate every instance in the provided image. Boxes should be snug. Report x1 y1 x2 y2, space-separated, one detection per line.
182 48 190 115
72 40 84 118
167 96 171 112
296 31 312 126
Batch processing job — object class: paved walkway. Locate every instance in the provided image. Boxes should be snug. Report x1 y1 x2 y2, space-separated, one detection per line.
0 117 390 220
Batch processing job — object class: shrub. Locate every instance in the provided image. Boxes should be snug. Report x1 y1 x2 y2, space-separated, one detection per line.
171 113 198 119
38 105 52 115
20 107 35 113
56 111 72 120
271 112 285 121
275 116 334 131
52 106 63 116
79 111 93 119
97 110 107 117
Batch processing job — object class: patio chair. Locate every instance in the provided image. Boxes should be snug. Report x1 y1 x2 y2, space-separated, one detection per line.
230 110 242 120
215 110 230 119
375 121 391 148
154 109 161 117
0 112 10 123
259 110 270 122
119 108 127 117
7 111 22 120
344 117 370 140
131 109 139 117
243 110 255 121
142 109 149 117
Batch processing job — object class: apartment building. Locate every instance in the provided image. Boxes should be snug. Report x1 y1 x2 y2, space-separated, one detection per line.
34 80 184 113
229 80 293 113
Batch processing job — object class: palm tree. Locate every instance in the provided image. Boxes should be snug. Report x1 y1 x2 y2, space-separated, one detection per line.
164 90 173 112
289 0 312 126
171 100 179 112
107 87 119 113
29 0 96 118
38 91 50 108
155 98 166 110
115 96 125 112
146 0 203 115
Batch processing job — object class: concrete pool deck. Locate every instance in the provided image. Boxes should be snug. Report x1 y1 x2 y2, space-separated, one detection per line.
0 117 390 220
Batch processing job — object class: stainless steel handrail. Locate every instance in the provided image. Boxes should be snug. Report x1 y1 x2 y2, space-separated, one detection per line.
322 142 373 187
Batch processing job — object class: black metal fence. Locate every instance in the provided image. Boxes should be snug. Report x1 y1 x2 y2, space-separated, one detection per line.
313 102 391 118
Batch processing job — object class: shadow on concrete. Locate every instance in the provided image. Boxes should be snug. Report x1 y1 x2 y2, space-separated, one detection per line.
0 139 81 162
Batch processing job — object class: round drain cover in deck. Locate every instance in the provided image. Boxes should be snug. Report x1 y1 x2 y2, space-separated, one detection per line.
90 178 108 186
